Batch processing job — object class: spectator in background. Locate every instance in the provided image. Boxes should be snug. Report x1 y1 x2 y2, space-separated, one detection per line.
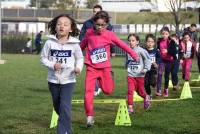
182 24 198 43
21 37 32 54
33 31 43 54
79 4 116 96
25 37 32 53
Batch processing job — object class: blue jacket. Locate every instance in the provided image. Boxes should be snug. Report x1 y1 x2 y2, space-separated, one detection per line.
35 33 42 46
146 48 160 65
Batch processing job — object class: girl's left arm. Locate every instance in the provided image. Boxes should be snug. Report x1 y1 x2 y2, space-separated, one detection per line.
110 33 139 60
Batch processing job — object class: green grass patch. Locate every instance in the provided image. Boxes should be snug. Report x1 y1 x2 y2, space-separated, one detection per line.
0 54 200 134
116 11 198 24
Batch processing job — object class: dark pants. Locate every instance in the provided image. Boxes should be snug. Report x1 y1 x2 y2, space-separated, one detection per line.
164 60 180 89
171 60 180 86
145 68 157 95
157 60 174 90
48 82 74 134
36 44 41 54
198 55 200 73
164 60 172 89
95 79 100 92
33 44 41 54
157 62 165 92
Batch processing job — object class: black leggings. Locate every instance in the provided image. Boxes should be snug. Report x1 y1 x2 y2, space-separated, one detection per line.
198 55 200 73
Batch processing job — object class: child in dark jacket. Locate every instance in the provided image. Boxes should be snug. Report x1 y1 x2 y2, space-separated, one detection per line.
144 34 160 98
167 34 183 91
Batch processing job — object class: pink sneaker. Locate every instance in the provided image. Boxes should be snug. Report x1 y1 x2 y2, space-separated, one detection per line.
144 95 150 110
163 88 169 97
128 105 134 114
156 90 162 96
128 108 134 114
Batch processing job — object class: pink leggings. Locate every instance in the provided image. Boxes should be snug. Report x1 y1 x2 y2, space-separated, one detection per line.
182 59 192 81
84 66 114 116
127 76 147 106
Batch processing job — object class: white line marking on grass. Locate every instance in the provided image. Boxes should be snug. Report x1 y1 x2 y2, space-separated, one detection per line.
191 86 200 88
150 98 181 102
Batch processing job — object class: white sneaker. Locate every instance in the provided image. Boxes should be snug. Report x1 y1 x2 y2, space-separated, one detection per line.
86 116 94 128
94 88 102 96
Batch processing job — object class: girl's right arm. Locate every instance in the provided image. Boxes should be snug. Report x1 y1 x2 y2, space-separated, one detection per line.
40 41 55 70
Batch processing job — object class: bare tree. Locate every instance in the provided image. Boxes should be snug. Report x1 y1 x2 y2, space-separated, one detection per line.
54 0 75 10
165 0 184 34
86 0 99 8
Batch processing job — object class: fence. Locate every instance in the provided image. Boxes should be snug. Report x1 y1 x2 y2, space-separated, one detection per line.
112 24 200 34
1 8 74 19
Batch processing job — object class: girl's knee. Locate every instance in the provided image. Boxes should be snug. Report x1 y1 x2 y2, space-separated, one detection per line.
102 87 114 95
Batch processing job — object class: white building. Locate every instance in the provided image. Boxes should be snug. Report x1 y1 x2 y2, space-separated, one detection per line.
99 0 199 12
1 0 30 9
75 0 87 8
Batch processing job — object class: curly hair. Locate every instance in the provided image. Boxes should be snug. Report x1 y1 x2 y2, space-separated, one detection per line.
48 14 79 37
93 11 110 23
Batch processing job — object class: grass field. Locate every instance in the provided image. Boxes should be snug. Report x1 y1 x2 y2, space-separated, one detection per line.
0 54 200 134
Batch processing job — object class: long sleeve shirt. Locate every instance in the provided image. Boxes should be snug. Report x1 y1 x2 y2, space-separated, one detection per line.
157 38 173 62
40 35 83 84
180 40 196 59
79 18 115 54
127 46 151 77
79 18 113 41
80 28 139 69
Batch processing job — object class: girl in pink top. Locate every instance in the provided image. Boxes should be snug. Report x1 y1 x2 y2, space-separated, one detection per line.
80 11 139 127
156 27 173 97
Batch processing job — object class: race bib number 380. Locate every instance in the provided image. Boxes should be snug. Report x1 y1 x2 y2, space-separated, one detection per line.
50 49 72 64
90 47 108 64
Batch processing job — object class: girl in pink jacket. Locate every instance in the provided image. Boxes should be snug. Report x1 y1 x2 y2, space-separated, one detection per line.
156 27 173 97
180 32 196 81
80 11 139 127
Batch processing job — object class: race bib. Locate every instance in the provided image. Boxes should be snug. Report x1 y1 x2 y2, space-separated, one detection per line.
149 54 156 63
185 43 192 58
50 49 72 64
127 60 141 73
90 47 108 64
185 51 191 58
